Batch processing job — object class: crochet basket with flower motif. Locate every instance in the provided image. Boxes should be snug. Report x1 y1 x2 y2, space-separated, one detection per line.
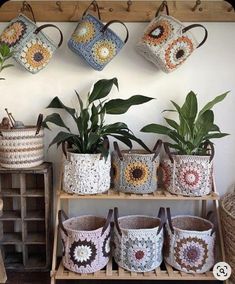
164 208 215 274
67 1 129 71
113 207 165 272
136 2 208 73
58 209 113 274
111 141 162 194
0 13 63 74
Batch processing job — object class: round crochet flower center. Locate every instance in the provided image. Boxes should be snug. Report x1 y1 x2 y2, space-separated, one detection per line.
72 21 95 43
92 40 116 64
165 36 194 70
124 162 149 186
144 20 172 46
135 250 145 260
0 20 27 47
178 164 203 191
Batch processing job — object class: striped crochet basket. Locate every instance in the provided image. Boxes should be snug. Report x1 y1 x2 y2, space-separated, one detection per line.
0 126 44 169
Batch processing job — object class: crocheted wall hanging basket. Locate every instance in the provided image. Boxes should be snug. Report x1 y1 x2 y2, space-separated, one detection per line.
59 209 113 274
160 143 213 197
136 1 208 73
0 114 44 169
68 0 129 71
0 2 63 73
113 207 165 272
111 140 162 194
164 208 216 274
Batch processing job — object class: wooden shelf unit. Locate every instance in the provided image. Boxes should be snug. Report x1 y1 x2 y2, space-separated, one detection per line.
51 175 227 284
0 163 53 271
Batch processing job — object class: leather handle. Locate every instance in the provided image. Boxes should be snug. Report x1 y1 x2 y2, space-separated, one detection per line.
182 24 208 48
206 211 217 236
152 139 163 162
62 141 68 159
58 210 69 236
113 141 123 161
155 1 169 17
35 113 43 136
100 137 110 160
82 0 101 20
157 207 165 235
101 20 129 44
203 140 215 163
21 1 36 23
114 207 122 236
101 209 113 236
166 207 174 234
34 24 63 47
163 142 174 163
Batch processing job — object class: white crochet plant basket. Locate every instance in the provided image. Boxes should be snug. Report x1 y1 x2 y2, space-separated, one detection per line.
164 208 216 274
63 151 111 195
113 207 165 272
59 209 113 274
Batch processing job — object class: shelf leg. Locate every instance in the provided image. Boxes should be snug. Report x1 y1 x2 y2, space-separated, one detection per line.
201 200 207 218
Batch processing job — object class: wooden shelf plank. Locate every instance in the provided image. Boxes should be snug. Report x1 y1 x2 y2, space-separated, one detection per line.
0 188 20 197
1 233 22 244
24 189 44 197
25 233 46 244
25 210 45 220
0 210 21 220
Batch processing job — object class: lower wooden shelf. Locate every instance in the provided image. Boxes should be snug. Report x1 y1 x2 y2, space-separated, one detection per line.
54 259 216 281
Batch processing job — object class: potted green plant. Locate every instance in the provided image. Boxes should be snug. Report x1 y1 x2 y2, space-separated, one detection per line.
141 91 229 196
0 43 14 80
44 77 153 195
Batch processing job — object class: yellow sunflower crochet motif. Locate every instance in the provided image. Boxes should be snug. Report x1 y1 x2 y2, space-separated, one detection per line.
92 40 116 64
72 21 95 43
0 20 26 47
124 162 149 186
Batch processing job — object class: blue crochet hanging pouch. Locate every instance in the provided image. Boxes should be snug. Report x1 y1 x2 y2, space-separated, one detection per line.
68 1 129 71
0 1 63 74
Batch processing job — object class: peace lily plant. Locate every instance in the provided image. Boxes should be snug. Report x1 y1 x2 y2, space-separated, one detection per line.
141 91 229 197
0 43 14 80
44 77 153 195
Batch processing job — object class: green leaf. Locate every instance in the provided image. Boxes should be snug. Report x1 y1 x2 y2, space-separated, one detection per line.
110 135 133 149
48 131 77 148
211 124 220 132
141 123 172 135
46 97 76 119
75 90 83 110
164 118 179 130
90 103 99 130
88 78 118 104
43 113 70 131
194 110 214 146
0 44 10 57
86 132 100 150
1 64 14 70
198 91 229 118
204 133 229 140
105 95 154 114
181 91 198 129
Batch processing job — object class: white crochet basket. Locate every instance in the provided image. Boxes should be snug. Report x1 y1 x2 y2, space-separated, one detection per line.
113 207 165 272
164 208 215 274
63 151 111 195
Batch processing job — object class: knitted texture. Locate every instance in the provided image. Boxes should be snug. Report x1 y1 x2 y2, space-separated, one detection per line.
161 154 213 197
112 150 159 194
68 14 125 71
113 215 164 272
63 152 111 195
136 15 198 73
164 215 215 274
60 215 111 274
0 127 44 168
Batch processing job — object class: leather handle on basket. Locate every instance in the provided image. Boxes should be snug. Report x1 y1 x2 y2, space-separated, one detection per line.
166 207 174 234
34 24 63 47
58 210 69 236
152 139 163 162
101 20 129 44
82 0 101 20
101 209 113 236
164 142 174 163
35 113 43 136
114 207 122 236
203 140 215 163
21 1 36 23
155 1 169 17
100 137 110 160
206 211 217 236
62 141 68 159
182 24 208 48
113 141 123 161
157 207 165 235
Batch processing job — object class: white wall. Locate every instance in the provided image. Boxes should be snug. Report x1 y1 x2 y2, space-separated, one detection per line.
0 21 235 217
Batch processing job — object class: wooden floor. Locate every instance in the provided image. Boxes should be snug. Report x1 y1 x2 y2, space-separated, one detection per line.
5 272 221 284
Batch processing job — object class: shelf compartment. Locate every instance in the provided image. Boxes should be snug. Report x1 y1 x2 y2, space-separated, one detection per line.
23 189 44 197
1 232 22 244
60 189 219 201
0 188 20 197
0 210 21 220
1 244 23 270
25 233 46 244
25 245 47 268
24 211 45 221
55 259 216 281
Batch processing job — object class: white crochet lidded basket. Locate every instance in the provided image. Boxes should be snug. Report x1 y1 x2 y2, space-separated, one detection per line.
113 207 165 272
164 208 216 274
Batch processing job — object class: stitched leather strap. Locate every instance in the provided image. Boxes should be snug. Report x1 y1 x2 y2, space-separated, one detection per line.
100 137 110 160
62 141 68 159
21 1 36 23
166 207 174 234
101 20 129 44
82 0 101 20
101 209 113 236
157 207 165 235
182 24 208 48
58 210 69 236
202 140 215 162
114 207 122 236
34 24 63 47
152 139 162 161
35 114 43 135
206 211 217 236
155 1 169 17
113 141 123 161
163 142 174 163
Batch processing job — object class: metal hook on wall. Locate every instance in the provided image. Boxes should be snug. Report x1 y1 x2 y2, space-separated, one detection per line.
127 0 132 12
192 0 202 12
56 1 63 12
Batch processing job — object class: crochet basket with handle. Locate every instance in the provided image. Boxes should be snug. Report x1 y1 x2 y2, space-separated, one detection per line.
68 0 129 71
136 1 208 73
111 140 162 194
59 209 113 274
0 114 44 168
164 208 216 274
113 207 165 272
